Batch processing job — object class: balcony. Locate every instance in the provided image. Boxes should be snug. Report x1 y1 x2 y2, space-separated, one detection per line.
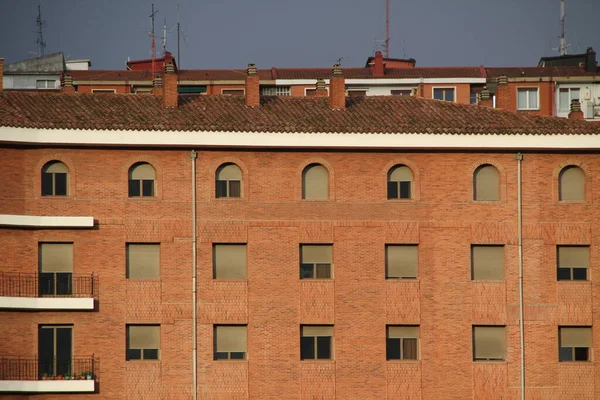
0 356 97 393
0 273 96 310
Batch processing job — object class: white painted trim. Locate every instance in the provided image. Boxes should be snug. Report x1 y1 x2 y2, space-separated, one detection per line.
516 86 541 111
0 215 94 228
0 297 94 310
0 127 599 149
0 380 95 393
91 89 117 94
276 78 486 85
432 86 457 103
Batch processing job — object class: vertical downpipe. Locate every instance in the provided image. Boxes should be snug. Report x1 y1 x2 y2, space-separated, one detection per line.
190 150 198 400
517 152 525 400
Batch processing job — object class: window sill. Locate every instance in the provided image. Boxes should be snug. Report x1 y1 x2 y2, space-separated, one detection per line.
558 360 592 364
214 197 244 201
557 280 590 283
300 359 335 363
213 359 248 363
471 200 503 204
126 359 161 363
127 197 158 201
300 279 334 282
386 278 418 281
517 108 540 111
557 200 587 204
386 359 420 363
473 359 506 363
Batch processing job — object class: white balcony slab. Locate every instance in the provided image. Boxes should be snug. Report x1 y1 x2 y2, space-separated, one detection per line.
0 296 94 310
0 214 94 228
0 379 95 393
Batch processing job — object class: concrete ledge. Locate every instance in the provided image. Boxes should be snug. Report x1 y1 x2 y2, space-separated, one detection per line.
0 380 95 393
0 296 94 310
0 214 94 228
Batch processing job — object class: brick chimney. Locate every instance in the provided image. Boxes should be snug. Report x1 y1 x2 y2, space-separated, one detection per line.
495 75 509 110
568 99 584 120
152 75 163 96
62 73 75 94
372 51 384 78
245 63 260 107
162 53 178 107
478 86 492 107
330 64 345 109
314 78 328 97
0 58 3 92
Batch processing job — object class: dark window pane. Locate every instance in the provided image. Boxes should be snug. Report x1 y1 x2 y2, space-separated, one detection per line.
446 90 454 102
300 264 314 279
399 181 411 199
386 338 401 360
557 268 571 281
143 349 159 359
129 180 141 197
127 349 142 360
142 180 154 197
39 328 54 375
316 263 331 279
214 352 229 360
56 328 72 376
229 181 241 198
573 268 587 281
216 180 227 198
56 273 72 295
230 352 245 360
39 273 55 295
387 181 399 199
54 173 67 195
559 347 573 362
403 338 418 360
301 336 315 360
316 336 332 359
574 347 589 361
42 173 53 196
433 89 443 100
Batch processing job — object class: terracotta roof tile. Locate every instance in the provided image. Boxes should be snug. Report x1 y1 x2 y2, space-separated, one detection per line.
70 70 154 81
1 92 599 135
486 66 600 78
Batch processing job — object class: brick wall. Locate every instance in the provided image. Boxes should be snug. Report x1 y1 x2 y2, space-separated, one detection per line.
0 148 598 399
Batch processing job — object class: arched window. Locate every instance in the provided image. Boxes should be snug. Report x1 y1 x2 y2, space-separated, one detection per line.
559 166 585 201
129 163 156 197
473 165 500 201
42 161 69 196
387 165 413 199
216 163 242 198
302 164 329 200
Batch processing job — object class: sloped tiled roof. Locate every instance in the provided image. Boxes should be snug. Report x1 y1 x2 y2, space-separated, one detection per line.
486 66 600 78
1 92 599 135
70 70 154 81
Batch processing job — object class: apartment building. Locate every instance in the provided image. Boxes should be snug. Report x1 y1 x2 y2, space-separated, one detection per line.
1 57 600 399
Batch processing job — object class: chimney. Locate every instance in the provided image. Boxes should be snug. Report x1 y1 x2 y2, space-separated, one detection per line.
152 75 163 96
245 63 260 107
0 58 3 92
586 47 597 73
568 99 584 120
372 51 384 78
62 73 75 94
162 53 178 107
314 78 328 97
494 74 509 110
478 86 492 107
330 64 345 109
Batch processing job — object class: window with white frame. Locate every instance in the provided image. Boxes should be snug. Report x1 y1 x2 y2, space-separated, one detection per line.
433 88 455 102
36 80 56 89
261 86 291 96
517 88 539 110
559 88 580 112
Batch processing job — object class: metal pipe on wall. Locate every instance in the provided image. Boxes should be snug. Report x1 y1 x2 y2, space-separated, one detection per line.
190 150 198 400
517 152 525 400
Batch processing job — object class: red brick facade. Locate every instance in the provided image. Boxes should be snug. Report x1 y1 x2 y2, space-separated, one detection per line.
1 147 598 399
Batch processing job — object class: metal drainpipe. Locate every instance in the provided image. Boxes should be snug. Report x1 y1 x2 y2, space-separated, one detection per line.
517 152 525 400
190 150 198 400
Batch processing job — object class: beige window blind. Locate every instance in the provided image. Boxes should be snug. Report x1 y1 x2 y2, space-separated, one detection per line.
44 161 68 173
301 245 332 264
560 327 592 347
558 246 589 268
474 165 500 201
389 166 413 182
217 164 242 181
559 166 585 201
472 245 504 280
127 244 160 279
40 243 73 273
303 164 329 200
214 244 247 279
215 325 247 352
302 326 333 337
473 326 505 360
388 326 419 339
386 245 418 278
130 163 155 180
129 325 160 349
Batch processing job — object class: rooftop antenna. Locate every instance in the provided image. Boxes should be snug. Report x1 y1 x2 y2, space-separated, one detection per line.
35 4 46 57
149 4 159 76
177 4 181 68
558 0 568 55
162 18 167 56
385 0 390 58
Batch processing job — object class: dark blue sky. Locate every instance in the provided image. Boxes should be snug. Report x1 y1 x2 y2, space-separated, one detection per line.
1 0 599 70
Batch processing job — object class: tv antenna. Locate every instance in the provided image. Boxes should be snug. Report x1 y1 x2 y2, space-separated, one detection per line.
35 5 46 57
385 0 390 58
553 0 570 55
149 4 159 76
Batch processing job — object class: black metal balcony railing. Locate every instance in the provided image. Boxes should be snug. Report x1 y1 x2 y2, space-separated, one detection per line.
0 356 98 380
0 273 96 298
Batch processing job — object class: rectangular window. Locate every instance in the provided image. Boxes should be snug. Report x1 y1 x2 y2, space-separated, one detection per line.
559 88 580 112
214 325 247 360
559 327 591 361
221 89 244 96
386 245 418 279
557 246 589 281
179 85 207 95
517 88 539 110
213 244 247 279
127 325 160 360
36 80 56 89
301 325 333 360
473 326 505 361
300 245 332 279
348 90 367 97
471 245 504 280
261 86 291 96
391 89 412 96
433 88 455 102
126 244 160 279
39 243 73 296
39 325 73 377
387 325 419 360
91 89 117 94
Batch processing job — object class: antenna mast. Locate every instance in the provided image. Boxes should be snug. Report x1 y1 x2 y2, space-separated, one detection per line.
559 0 567 55
35 5 46 57
162 18 167 56
149 4 159 76
177 4 181 68
385 0 390 58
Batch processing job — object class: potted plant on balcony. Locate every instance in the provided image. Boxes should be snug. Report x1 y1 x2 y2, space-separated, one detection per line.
64 375 70 380
84 371 94 380
57 375 63 380
41 373 49 380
